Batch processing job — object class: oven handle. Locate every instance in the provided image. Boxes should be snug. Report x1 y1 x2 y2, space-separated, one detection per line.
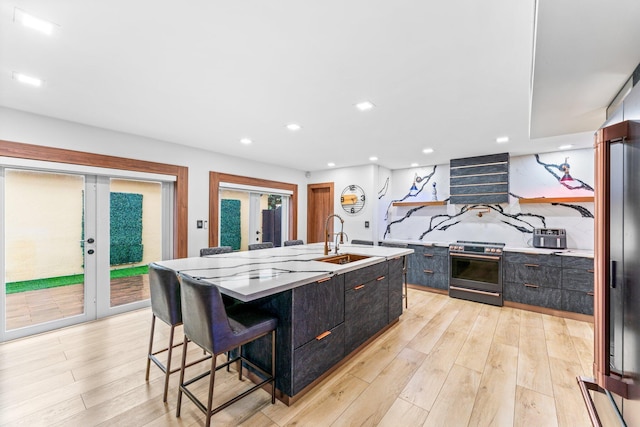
449 285 500 298
450 253 501 261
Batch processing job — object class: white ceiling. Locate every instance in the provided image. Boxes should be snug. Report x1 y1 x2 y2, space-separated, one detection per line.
1 1 639 172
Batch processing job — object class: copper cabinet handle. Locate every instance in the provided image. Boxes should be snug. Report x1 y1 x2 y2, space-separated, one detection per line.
524 283 539 288
316 331 331 340
355 284 365 290
587 269 594 273
376 276 386 281
423 254 434 258
423 269 434 274
317 277 331 283
524 263 540 268
587 291 594 296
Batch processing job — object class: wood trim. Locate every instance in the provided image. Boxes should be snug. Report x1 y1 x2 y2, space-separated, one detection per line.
209 172 298 247
392 200 447 207
519 196 594 204
0 139 188 258
594 127 610 388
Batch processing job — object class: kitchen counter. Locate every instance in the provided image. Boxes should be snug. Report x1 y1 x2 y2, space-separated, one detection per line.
156 243 411 402
156 242 413 302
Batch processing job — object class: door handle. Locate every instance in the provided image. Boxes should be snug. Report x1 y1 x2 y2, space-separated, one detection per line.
610 260 616 288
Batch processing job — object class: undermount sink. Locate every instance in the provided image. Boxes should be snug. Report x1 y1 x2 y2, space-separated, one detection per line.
315 253 371 265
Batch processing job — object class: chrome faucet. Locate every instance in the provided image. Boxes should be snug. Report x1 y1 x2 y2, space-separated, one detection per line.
324 214 345 255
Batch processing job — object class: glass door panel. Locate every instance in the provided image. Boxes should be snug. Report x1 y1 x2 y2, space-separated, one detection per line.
4 169 90 333
219 188 290 250
107 178 162 309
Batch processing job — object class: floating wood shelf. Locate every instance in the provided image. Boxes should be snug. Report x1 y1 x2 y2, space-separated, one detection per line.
519 196 594 204
392 200 447 207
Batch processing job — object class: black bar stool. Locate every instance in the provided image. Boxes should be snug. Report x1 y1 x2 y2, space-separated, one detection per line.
176 273 277 426
283 239 304 246
351 239 374 245
145 263 210 402
248 242 274 250
200 246 233 256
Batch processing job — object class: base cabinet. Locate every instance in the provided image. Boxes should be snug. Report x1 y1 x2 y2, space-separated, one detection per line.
249 259 403 399
407 244 448 290
503 252 594 315
344 262 389 354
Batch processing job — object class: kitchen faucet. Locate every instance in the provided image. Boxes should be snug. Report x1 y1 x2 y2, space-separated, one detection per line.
324 213 345 255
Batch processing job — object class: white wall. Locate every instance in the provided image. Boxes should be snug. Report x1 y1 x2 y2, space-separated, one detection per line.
381 148 596 249
307 164 378 243
0 107 308 257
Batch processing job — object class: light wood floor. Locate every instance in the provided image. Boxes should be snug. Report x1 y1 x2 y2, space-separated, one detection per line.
0 289 594 426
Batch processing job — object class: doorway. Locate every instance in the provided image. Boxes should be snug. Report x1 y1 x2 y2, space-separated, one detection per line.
1 168 173 341
307 182 334 243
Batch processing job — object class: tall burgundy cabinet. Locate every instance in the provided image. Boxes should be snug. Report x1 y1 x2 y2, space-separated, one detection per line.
586 120 640 425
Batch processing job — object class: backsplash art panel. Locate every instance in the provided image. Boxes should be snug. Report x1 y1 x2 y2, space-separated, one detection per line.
380 149 595 250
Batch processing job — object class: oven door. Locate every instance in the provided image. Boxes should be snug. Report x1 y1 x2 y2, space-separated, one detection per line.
449 252 503 305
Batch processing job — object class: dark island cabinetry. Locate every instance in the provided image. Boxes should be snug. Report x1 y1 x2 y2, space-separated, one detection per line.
249 258 404 399
344 261 389 354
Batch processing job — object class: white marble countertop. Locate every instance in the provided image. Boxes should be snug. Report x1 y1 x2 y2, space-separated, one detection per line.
156 243 413 302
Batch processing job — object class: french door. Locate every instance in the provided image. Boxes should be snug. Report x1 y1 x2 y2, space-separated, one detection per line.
1 167 173 341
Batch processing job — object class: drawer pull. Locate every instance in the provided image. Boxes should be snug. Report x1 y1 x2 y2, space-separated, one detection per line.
423 253 434 258
355 284 365 290
524 283 539 288
587 291 595 296
423 269 434 274
376 276 386 281
449 285 499 297
524 263 540 268
587 269 594 273
317 277 331 283
316 331 331 340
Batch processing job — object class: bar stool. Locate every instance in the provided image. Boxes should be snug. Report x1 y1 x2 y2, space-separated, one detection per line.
176 273 277 426
351 239 374 245
283 239 304 246
248 242 274 250
145 263 210 402
381 242 409 308
200 246 233 256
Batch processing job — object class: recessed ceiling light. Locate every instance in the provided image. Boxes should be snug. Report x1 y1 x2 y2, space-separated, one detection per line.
496 136 509 143
286 123 301 131
356 101 375 111
327 162 335 167
422 148 434 154
369 156 378 161
558 144 573 150
411 163 419 167
240 138 252 145
14 8 55 36
13 72 43 87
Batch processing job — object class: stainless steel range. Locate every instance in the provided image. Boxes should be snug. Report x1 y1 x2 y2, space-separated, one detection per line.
448 240 505 306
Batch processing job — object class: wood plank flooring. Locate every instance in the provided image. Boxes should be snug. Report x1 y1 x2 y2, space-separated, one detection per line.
0 289 594 426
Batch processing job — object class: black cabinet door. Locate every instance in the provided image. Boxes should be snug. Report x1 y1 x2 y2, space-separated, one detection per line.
292 275 344 349
345 276 389 354
292 323 345 395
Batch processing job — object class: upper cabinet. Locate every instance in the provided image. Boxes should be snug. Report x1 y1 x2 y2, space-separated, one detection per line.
449 153 509 204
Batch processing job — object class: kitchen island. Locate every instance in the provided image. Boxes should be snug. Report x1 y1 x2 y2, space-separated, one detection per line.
156 243 412 403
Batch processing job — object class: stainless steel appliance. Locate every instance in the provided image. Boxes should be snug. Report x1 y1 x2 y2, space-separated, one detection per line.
448 240 504 306
533 228 567 249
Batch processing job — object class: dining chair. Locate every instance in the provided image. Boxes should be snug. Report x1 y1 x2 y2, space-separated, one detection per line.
283 239 304 246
